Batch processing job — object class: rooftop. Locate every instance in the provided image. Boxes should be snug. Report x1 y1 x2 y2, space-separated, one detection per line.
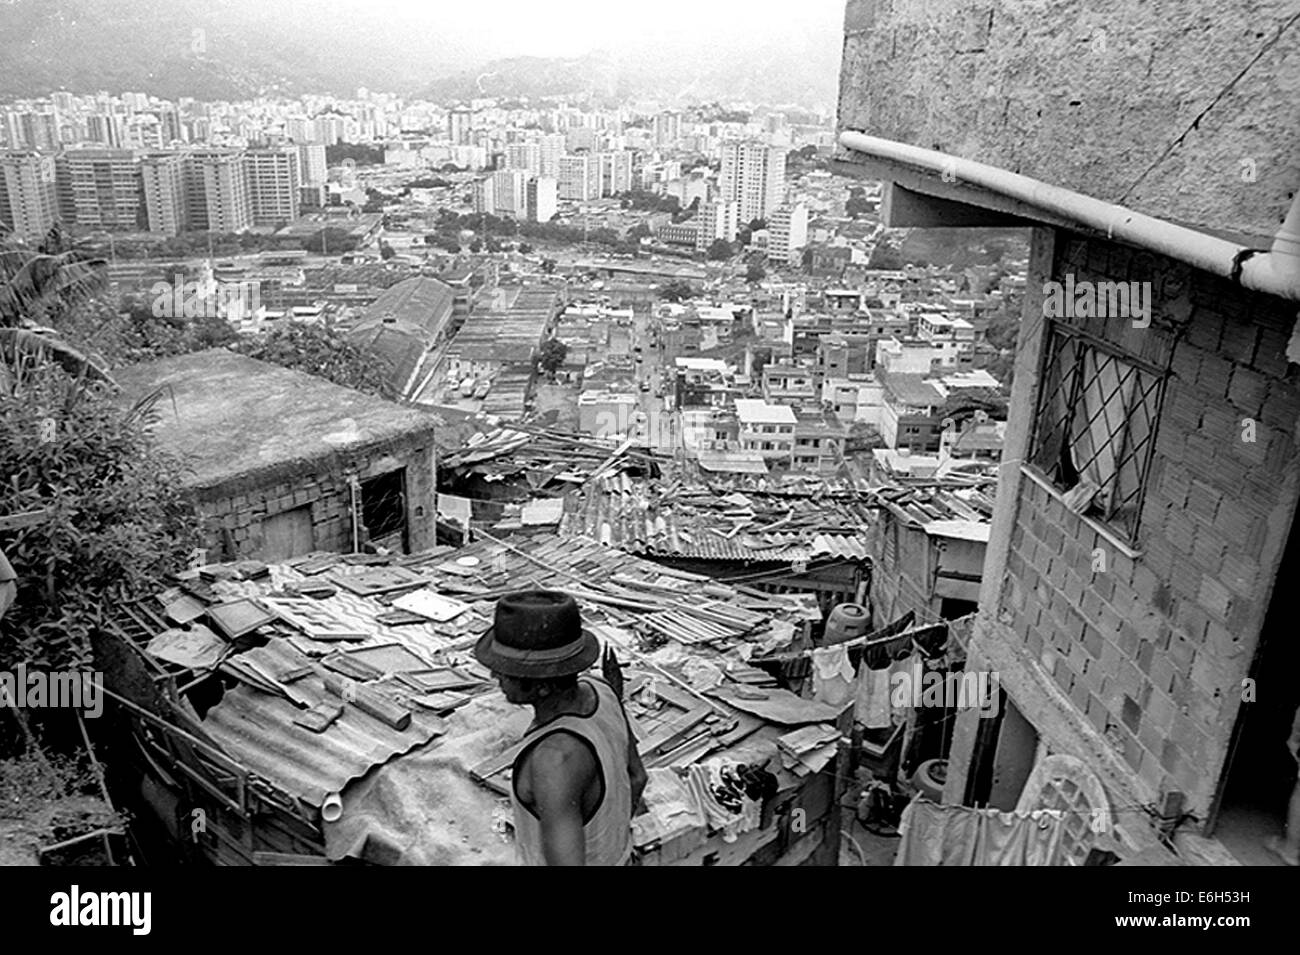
734 399 798 426
114 350 438 495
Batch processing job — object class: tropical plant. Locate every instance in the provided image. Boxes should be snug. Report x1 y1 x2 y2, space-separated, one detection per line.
0 350 200 671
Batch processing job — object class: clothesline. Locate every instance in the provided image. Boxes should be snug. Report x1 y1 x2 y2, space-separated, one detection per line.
756 619 945 664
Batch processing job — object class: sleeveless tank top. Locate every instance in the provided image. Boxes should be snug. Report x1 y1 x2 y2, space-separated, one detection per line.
510 676 633 866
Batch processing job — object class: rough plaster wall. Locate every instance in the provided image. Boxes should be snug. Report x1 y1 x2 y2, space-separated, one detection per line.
839 0 1300 242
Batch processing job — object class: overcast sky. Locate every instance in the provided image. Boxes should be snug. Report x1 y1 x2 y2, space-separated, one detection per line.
321 0 845 60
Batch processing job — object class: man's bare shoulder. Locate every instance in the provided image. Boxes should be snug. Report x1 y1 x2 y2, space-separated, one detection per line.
525 731 598 782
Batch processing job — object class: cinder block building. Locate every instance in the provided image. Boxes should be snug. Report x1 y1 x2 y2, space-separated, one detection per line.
836 0 1300 863
115 350 440 561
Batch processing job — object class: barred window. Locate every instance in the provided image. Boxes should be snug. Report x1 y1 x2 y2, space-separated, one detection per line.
1030 323 1169 544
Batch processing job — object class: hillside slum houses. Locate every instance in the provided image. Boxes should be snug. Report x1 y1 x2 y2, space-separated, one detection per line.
836 0 1300 864
95 537 854 866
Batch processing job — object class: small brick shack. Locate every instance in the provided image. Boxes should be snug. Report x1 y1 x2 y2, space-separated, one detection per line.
115 349 440 561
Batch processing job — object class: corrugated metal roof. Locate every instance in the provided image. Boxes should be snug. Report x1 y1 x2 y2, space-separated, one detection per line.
203 644 448 807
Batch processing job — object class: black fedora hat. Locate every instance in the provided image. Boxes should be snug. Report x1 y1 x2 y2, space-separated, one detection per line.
474 590 600 678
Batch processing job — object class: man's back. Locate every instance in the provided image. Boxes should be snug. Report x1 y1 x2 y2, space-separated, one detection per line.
510 676 633 866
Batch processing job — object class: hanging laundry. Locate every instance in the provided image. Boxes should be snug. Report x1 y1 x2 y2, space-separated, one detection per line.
856 660 893 730
894 798 1068 866
810 643 857 707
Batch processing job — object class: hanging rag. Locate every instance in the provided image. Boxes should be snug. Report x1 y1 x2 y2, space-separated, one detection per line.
855 659 893 730
811 643 857 708
894 798 1067 866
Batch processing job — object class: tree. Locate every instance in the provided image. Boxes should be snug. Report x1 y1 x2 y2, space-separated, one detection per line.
468 239 483 254
231 323 392 398
748 218 767 233
518 242 534 254
658 280 696 302
379 240 396 260
745 262 766 284
706 239 733 261
938 388 1009 423
537 338 568 377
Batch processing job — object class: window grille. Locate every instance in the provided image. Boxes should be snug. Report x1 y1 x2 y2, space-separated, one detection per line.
1030 324 1168 544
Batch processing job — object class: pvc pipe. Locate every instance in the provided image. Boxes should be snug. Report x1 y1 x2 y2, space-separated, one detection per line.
839 131 1300 302
321 792 343 823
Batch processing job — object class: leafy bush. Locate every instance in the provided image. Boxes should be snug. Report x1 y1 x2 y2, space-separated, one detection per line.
230 321 392 398
0 358 201 671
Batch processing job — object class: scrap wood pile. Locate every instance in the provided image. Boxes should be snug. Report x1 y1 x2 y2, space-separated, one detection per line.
560 476 875 562
440 423 663 482
99 533 845 863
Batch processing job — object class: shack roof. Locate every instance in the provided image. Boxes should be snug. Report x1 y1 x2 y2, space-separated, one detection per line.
114 349 438 494
102 535 841 865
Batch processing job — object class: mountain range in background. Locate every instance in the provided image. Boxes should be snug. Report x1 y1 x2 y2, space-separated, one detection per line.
0 0 841 109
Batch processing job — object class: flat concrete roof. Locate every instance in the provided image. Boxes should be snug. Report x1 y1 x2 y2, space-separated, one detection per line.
115 349 438 494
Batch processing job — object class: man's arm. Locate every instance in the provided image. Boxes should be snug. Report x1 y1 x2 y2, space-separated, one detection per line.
526 734 596 866
628 735 648 814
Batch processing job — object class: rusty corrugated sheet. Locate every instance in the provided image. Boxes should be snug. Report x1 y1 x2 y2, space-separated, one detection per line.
203 640 447 808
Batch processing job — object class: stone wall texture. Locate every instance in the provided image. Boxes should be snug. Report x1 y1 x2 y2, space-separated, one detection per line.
838 0 1300 243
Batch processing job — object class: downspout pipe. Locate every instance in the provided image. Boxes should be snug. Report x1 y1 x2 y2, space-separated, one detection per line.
839 131 1300 303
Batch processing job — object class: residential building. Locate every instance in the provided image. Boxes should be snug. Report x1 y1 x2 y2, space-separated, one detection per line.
734 398 797 470
0 151 57 241
557 154 599 201
505 141 541 177
525 177 558 223
767 202 809 266
138 152 187 235
719 142 786 223
491 168 527 217
245 147 301 226
448 108 474 146
878 372 945 452
538 134 566 179
600 150 634 196
56 147 144 232
297 143 327 187
183 148 252 233
694 199 740 252
471 176 495 215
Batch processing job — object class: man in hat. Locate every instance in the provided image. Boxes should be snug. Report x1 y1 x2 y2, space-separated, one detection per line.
476 589 647 866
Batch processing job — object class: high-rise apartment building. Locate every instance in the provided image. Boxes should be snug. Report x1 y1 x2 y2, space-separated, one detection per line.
139 152 187 235
491 169 527 216
557 154 599 201
0 152 58 241
56 148 144 231
245 147 301 226
599 150 634 197
505 141 541 177
183 148 251 233
448 109 474 146
538 134 566 179
297 143 327 187
719 142 786 223
654 111 682 147
471 176 495 215
526 177 558 223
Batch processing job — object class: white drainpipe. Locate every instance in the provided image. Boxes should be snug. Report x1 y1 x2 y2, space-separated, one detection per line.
839 131 1300 303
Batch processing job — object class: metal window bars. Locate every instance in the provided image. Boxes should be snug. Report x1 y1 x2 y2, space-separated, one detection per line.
1031 323 1168 543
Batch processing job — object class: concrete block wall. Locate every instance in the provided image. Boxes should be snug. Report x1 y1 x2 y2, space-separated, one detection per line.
996 233 1300 815
866 509 935 624
193 434 438 560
